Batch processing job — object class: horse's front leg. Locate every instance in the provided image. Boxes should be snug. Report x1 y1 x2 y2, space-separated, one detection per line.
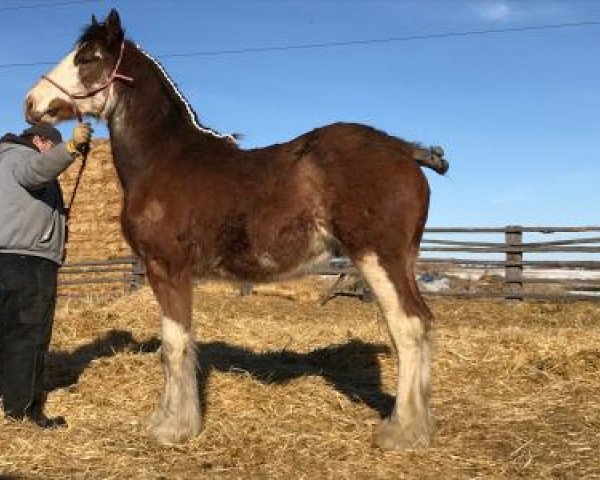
146 261 200 444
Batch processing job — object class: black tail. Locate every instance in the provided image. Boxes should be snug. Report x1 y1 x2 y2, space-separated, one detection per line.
413 145 449 175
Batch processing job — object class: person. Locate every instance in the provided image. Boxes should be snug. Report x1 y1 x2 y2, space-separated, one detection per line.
0 121 92 428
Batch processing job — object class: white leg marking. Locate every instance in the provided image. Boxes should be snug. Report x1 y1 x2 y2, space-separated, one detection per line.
150 315 201 444
357 252 431 449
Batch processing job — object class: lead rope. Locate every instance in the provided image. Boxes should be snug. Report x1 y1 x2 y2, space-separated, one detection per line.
63 115 90 263
65 104 89 221
65 143 88 221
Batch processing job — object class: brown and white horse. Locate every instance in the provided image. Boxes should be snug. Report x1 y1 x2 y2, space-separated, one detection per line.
25 10 446 450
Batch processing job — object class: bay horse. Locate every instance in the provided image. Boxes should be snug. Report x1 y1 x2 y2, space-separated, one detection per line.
25 9 447 450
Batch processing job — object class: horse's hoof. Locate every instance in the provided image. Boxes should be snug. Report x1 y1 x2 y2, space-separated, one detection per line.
149 414 201 445
375 416 431 451
150 426 183 445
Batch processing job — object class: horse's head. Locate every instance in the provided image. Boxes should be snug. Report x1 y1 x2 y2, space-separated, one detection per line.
25 9 129 125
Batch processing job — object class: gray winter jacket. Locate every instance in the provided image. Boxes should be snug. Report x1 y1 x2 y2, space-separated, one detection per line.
0 136 75 264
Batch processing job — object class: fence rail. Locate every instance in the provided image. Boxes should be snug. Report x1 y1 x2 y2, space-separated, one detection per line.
420 225 600 302
58 257 145 292
58 226 600 302
310 225 600 302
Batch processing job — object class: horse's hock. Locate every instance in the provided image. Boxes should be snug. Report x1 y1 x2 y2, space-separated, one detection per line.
59 139 130 261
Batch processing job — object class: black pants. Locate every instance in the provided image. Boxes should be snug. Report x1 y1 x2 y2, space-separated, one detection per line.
0 253 58 418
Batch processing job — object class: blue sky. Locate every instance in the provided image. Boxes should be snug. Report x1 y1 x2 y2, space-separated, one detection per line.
1 0 599 229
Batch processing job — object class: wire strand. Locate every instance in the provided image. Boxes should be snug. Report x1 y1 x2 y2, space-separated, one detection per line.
0 19 598 69
159 20 600 59
0 0 101 13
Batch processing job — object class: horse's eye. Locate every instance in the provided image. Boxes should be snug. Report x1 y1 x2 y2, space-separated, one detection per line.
76 51 101 65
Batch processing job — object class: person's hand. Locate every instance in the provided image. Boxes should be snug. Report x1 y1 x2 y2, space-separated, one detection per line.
66 122 93 156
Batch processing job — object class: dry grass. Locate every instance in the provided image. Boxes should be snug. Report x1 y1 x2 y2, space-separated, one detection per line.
1 278 599 479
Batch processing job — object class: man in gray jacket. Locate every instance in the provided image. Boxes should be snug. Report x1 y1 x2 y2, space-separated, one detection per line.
0 122 91 428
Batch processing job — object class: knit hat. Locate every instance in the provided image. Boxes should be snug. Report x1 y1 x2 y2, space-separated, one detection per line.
20 123 63 144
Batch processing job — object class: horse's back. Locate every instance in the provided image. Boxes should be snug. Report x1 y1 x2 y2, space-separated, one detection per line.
234 121 431 255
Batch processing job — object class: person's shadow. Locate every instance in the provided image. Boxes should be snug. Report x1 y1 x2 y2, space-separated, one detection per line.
46 329 395 417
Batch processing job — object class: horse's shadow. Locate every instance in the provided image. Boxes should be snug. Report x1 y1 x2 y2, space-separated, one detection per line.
47 330 394 417
46 330 161 391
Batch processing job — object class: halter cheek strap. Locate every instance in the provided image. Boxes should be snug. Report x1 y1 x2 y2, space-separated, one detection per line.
42 41 134 122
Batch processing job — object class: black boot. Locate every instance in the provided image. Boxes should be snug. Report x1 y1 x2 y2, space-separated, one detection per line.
23 389 67 429
26 412 68 429
5 409 68 429
3 381 68 429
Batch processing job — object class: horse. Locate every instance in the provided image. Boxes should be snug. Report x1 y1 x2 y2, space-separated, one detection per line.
25 9 447 450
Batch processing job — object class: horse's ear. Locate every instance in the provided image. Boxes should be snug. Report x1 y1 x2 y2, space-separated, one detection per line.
105 8 124 45
91 14 98 26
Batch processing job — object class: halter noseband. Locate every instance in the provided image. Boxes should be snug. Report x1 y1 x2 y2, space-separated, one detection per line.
42 41 133 122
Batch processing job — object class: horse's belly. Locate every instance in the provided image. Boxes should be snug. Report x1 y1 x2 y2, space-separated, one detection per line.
204 226 335 283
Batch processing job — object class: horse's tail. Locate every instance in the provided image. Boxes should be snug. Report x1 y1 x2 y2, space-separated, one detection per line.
412 145 449 175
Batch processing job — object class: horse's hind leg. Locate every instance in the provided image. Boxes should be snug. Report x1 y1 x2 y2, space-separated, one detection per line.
145 261 200 444
356 251 432 450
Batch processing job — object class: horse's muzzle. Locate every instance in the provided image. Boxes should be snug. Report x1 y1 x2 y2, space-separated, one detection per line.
24 95 38 124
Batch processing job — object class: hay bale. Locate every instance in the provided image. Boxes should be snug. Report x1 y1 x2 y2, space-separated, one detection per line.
59 139 131 262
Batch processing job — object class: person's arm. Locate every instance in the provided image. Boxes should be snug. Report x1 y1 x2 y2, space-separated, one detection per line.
12 143 75 189
12 123 93 189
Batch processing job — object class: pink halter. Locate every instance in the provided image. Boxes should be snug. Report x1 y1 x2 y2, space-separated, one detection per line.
42 41 134 122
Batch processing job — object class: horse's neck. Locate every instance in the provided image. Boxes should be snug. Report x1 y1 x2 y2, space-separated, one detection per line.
106 47 224 192
107 115 145 192
106 73 190 191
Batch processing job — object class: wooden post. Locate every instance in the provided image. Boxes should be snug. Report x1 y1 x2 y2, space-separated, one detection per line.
131 257 146 290
240 282 254 296
504 225 523 301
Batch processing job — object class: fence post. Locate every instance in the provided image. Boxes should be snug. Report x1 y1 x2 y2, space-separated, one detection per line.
131 257 146 290
504 225 523 301
240 282 254 296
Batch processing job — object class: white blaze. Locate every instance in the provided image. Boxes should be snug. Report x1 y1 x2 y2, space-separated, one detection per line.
26 47 111 122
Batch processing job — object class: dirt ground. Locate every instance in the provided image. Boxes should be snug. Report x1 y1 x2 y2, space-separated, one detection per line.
1 279 599 479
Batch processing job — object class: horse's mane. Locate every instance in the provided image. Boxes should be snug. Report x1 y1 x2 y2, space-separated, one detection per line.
133 45 229 140
77 23 232 141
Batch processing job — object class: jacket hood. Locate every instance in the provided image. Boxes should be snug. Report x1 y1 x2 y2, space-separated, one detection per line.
0 133 39 152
